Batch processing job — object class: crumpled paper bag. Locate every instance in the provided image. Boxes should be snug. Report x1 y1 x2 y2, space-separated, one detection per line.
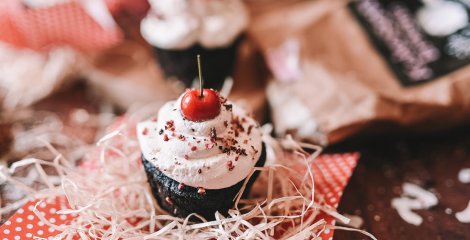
248 0 470 144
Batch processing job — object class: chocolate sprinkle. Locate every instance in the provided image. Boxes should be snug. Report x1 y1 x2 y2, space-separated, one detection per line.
210 127 217 141
224 104 233 111
247 125 254 135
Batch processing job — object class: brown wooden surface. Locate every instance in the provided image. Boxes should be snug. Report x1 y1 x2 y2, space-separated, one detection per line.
1 85 470 239
330 129 470 240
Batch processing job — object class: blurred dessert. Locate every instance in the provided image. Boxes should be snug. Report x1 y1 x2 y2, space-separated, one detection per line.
140 0 249 90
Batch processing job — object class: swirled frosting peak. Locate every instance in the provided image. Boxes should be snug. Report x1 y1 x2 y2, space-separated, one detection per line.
137 95 262 189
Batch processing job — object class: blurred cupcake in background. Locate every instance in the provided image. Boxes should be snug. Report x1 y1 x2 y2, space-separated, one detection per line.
140 0 249 90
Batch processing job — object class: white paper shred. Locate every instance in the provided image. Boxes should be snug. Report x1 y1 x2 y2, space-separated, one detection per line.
455 200 470 223
342 214 364 229
391 183 438 226
458 168 470 184
0 110 377 239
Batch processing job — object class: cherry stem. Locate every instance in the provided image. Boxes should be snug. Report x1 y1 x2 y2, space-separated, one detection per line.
197 54 203 98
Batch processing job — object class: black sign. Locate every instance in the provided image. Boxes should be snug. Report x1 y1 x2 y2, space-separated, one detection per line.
349 0 470 86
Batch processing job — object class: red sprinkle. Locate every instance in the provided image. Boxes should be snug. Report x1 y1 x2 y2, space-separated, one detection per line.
166 120 174 127
184 154 189 160
205 143 214 149
191 146 198 151
142 128 148 135
165 197 173 205
178 183 185 190
227 160 234 171
163 134 169 141
197 187 206 195
151 117 157 122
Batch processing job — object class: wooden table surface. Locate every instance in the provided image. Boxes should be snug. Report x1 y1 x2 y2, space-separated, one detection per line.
330 128 470 240
1 84 470 239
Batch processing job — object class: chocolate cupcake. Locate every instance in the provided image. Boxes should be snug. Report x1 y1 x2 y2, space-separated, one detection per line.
137 89 265 220
140 0 248 90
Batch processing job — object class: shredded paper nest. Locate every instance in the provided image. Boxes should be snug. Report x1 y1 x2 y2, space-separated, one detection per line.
0 110 375 239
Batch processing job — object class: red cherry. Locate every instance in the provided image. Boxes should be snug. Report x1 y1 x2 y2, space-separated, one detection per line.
181 89 221 122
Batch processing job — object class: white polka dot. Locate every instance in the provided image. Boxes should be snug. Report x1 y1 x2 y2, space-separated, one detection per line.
17 208 24 214
26 233 32 238
28 205 34 211
324 228 330 234
3 229 10 234
49 208 56 214
37 230 44 235
39 202 46 208
60 215 67 220
328 237 333 240
15 227 21 232
48 227 55 233
38 221 44 226
27 215 34 220
27 224 33 229
4 220 11 225
330 197 337 203
49 218 56 223
14 236 20 240
3 238 8 240
16 217 23 223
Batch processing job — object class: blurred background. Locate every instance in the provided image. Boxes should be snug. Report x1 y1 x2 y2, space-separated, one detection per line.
0 0 470 239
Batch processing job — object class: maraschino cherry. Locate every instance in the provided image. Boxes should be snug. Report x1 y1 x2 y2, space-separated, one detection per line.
180 55 221 122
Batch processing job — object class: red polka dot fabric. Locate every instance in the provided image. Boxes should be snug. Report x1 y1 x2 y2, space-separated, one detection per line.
0 0 125 51
0 197 75 240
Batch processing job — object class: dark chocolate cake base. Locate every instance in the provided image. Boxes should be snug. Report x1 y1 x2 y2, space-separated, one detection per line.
153 35 244 90
142 143 266 221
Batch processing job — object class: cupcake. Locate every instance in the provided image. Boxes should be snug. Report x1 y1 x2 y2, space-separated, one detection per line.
140 0 248 90
137 88 265 220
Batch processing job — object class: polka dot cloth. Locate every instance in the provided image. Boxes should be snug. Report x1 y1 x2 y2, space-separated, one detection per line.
313 153 359 239
0 153 359 239
0 0 124 51
0 197 75 240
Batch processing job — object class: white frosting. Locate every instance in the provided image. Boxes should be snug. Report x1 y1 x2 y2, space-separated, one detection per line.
137 96 262 189
140 0 248 49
